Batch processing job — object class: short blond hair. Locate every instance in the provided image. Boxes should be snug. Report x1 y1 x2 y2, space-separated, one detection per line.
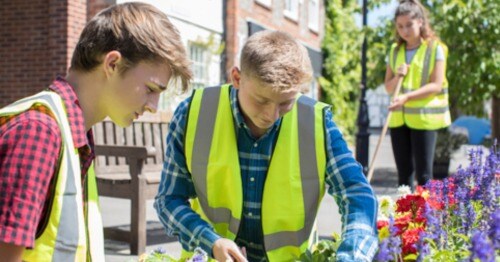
70 2 192 92
240 30 313 91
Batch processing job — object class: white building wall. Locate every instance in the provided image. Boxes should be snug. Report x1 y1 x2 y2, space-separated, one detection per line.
117 0 222 32
117 0 223 112
366 85 391 128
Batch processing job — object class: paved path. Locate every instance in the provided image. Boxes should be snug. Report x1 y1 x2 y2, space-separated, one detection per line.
102 129 475 261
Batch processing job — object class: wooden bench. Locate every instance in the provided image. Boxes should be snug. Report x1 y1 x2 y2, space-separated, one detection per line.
93 111 171 255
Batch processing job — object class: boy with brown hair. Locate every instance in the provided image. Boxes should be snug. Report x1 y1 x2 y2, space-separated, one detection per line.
0 2 191 261
155 30 377 261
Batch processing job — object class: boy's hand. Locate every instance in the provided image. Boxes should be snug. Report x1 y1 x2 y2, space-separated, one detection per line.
396 64 409 77
212 238 248 262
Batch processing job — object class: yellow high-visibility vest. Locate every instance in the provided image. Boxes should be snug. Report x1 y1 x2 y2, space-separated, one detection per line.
388 40 451 129
0 91 104 262
183 85 328 261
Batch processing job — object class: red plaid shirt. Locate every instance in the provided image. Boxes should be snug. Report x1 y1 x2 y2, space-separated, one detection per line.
0 77 95 248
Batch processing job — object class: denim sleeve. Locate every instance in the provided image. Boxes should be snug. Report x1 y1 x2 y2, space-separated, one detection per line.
323 109 379 261
154 97 221 255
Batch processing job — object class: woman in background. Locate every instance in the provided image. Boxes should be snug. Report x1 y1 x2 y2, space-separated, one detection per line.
384 0 451 188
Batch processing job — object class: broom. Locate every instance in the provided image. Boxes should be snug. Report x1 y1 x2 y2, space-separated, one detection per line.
367 76 403 182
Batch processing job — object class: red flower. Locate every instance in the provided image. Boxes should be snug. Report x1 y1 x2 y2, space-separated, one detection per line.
377 220 389 230
446 177 457 206
414 208 427 225
401 227 424 255
426 180 445 210
396 194 426 216
395 213 412 235
427 197 444 210
415 186 426 195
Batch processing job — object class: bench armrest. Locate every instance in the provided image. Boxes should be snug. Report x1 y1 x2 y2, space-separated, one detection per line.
94 145 156 159
94 145 157 182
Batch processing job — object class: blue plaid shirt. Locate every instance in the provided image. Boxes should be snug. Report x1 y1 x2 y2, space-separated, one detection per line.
154 87 378 261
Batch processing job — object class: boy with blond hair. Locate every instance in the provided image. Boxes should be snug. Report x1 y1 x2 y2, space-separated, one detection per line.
0 2 191 261
155 30 377 261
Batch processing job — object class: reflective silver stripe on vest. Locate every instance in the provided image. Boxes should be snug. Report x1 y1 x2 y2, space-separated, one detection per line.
392 45 400 69
9 93 79 262
191 87 240 235
264 96 321 251
402 87 448 95
420 41 433 86
404 106 449 115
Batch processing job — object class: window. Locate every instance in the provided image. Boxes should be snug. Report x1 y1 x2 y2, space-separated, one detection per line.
189 44 208 89
308 0 319 32
284 0 299 21
306 79 318 100
256 0 272 7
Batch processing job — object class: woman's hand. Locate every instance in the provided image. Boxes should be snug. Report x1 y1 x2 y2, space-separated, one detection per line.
396 64 409 77
388 94 409 111
212 238 248 262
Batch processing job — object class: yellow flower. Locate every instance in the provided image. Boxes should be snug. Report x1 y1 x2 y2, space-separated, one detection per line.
378 196 395 217
420 189 430 200
379 226 390 240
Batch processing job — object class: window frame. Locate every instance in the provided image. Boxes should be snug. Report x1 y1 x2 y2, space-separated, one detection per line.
189 43 209 90
308 0 320 32
284 0 299 21
255 0 272 8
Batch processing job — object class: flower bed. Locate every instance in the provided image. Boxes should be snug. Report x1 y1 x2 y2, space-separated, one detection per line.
137 145 499 262
138 247 208 262
376 145 499 261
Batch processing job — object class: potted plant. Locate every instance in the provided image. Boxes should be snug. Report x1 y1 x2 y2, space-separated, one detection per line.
433 126 468 179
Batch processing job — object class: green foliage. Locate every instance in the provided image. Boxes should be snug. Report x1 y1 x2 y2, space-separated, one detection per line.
135 251 177 262
322 0 498 143
368 0 499 119
321 0 392 143
365 19 394 90
296 234 341 262
422 0 499 117
320 0 362 143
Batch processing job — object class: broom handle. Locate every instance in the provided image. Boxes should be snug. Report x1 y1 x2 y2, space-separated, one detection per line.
367 77 403 182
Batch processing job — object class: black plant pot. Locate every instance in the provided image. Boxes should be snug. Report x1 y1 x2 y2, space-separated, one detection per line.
433 159 450 180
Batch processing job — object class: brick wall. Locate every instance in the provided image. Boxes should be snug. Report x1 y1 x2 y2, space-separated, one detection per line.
224 0 324 98
225 0 240 80
0 0 87 107
87 0 114 21
225 0 324 73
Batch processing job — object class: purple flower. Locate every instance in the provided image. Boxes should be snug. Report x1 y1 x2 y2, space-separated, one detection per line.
416 231 429 262
469 231 495 262
489 209 500 250
190 248 208 262
388 216 398 236
422 202 443 246
153 247 166 254
464 202 476 233
387 216 402 256
375 239 392 262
